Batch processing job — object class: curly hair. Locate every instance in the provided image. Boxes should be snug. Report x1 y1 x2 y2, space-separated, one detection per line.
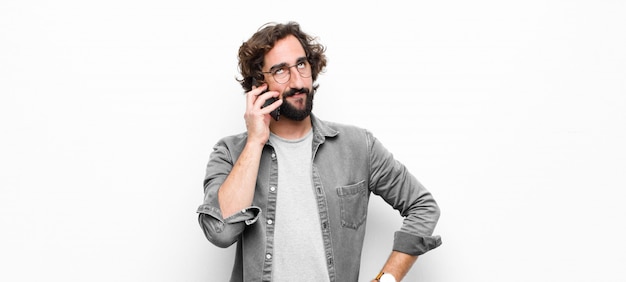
237 21 327 92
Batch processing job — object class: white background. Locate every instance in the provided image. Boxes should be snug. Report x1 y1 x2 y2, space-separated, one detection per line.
1 0 625 281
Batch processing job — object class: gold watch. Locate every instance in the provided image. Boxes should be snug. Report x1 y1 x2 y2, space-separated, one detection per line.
375 272 397 282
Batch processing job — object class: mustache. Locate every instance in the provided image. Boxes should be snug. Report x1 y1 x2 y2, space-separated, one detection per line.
283 87 310 98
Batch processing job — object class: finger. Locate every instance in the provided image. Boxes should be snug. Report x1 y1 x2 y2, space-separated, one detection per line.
260 98 282 114
247 84 268 107
254 89 280 109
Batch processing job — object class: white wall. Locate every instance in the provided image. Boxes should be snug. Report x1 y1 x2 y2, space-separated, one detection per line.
2 1 625 281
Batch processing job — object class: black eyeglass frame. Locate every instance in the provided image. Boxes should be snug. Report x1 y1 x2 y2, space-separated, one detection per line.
261 59 312 84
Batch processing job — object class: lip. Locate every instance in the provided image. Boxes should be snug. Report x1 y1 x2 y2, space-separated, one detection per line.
288 92 306 98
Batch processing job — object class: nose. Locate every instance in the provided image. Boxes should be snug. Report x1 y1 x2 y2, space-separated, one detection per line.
287 67 305 89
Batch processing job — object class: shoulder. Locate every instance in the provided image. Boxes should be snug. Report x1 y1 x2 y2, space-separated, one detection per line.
328 121 369 136
213 131 249 150
313 116 374 144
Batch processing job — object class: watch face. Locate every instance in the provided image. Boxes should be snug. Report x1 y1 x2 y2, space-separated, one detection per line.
379 273 397 282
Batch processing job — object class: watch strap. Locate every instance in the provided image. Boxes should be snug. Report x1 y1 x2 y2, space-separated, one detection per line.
375 271 384 280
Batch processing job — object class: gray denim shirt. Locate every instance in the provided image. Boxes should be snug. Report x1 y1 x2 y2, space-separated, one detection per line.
197 115 442 282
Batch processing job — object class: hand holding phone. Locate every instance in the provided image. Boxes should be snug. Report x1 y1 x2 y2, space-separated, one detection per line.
253 78 280 121
262 96 280 121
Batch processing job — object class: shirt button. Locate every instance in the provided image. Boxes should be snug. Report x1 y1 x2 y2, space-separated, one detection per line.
241 209 247 213
266 253 272 260
267 219 273 225
271 153 276 159
270 186 276 192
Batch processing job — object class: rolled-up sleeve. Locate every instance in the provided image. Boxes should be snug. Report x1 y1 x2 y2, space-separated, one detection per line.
197 204 261 248
367 131 442 256
196 141 261 248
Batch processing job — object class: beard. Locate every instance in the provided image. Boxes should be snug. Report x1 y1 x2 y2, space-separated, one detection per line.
280 87 314 121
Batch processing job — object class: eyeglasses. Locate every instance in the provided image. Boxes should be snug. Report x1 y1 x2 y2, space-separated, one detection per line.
262 60 311 84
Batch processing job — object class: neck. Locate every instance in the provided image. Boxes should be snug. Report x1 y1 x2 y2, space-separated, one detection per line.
269 116 312 140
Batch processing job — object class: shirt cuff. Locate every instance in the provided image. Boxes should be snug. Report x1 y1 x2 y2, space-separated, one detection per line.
392 231 442 256
196 204 261 226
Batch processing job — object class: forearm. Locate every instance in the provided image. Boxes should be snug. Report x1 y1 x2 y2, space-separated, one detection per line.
218 141 264 218
373 251 418 282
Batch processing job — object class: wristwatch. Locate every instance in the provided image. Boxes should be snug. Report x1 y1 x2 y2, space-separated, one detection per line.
375 272 397 282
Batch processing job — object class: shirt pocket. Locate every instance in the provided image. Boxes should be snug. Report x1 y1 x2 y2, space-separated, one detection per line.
336 180 368 229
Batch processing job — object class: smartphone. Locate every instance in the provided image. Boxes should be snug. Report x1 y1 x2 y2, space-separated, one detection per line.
253 78 280 121
263 96 280 121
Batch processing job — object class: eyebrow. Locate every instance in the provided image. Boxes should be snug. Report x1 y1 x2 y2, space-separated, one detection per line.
268 56 307 72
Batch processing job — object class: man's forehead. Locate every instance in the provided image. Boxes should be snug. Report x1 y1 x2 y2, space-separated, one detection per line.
264 35 306 67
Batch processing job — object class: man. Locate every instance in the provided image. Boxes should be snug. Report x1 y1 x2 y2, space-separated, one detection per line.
197 21 442 282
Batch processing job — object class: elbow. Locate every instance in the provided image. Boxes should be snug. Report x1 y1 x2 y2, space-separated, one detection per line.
432 200 441 222
198 214 244 248
425 197 441 228
207 234 238 249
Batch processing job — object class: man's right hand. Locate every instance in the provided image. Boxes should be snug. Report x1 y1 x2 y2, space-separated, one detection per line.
244 84 282 146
